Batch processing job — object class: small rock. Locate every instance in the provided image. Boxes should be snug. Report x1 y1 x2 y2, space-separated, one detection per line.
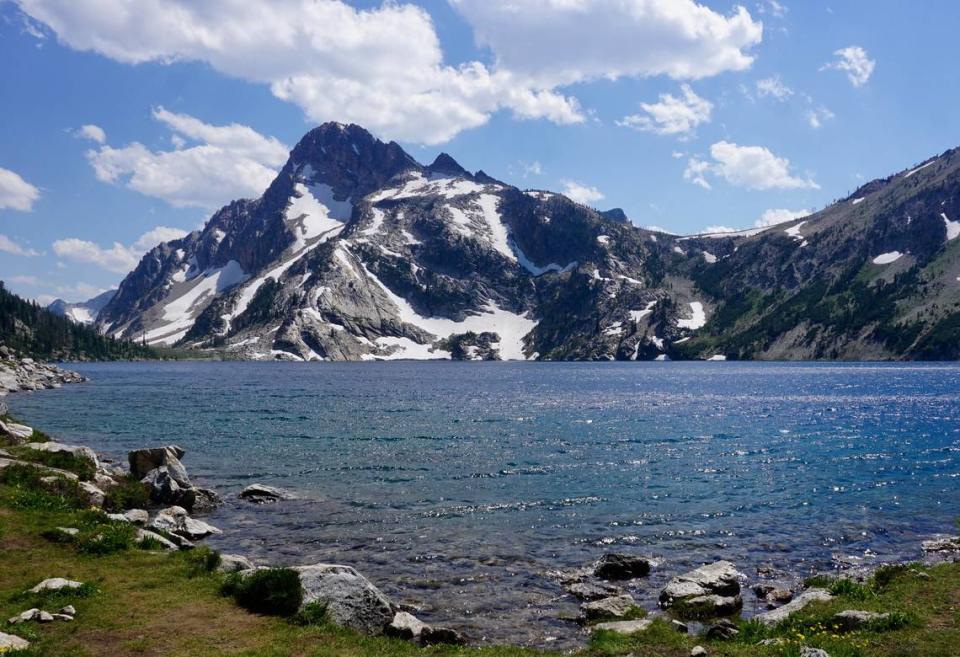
217 554 255 573
831 610 890 632
149 506 221 540
60 605 76 616
0 631 30 652
566 580 622 601
755 588 832 627
7 609 39 624
759 638 786 646
592 619 652 635
135 528 180 551
239 483 292 503
420 626 467 646
124 509 149 525
56 527 79 536
37 611 54 623
671 619 688 633
705 619 739 640
28 577 83 594
78 481 105 507
51 613 74 622
690 646 707 657
800 648 830 657
593 553 652 580
684 594 742 618
581 594 637 621
93 472 118 490
387 611 429 640
191 487 224 511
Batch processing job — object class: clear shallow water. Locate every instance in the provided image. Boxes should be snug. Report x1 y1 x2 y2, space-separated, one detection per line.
8 362 960 646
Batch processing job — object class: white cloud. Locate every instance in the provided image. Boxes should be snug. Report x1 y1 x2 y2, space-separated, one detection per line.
52 225 189 274
75 123 106 143
522 160 544 176
703 225 738 233
87 107 288 208
684 141 819 191
755 208 810 227
562 180 605 205
618 84 712 138
0 234 40 257
756 76 793 101
755 1 787 18
17 0 761 144
806 106 835 129
822 46 875 87
0 166 40 211
453 0 763 84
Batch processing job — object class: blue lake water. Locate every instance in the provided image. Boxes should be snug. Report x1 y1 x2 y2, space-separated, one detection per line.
8 361 960 646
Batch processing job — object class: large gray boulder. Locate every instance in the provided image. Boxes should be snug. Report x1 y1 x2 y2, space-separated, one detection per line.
659 561 743 608
293 564 395 635
142 466 194 507
129 446 190 487
755 589 832 627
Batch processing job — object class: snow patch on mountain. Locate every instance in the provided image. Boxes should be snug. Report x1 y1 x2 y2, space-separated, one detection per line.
942 212 960 241
677 301 706 330
872 251 903 264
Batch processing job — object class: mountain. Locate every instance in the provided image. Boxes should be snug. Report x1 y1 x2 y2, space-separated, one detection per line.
47 289 117 325
0 283 154 361
98 123 960 361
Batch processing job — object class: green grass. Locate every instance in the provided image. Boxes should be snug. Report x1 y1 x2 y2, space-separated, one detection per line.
9 446 96 481
101 476 150 512
1 477 959 657
221 568 304 616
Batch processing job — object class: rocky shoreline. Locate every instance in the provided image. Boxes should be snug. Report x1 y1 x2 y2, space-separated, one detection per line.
2 355 959 656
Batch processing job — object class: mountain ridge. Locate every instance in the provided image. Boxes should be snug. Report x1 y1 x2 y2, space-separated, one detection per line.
97 124 960 361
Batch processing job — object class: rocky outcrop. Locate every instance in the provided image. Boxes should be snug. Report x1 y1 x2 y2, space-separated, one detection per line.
130 445 222 512
922 536 960 553
0 347 86 396
24 441 98 467
293 563 395 635
28 577 84 594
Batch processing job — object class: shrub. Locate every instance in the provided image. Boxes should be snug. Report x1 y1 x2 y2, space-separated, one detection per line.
292 601 328 626
102 476 150 512
76 522 138 556
0 465 84 511
221 568 303 616
186 546 222 576
828 578 872 601
872 564 909 591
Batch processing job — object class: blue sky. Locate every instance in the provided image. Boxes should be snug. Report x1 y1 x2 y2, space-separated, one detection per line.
1 0 959 305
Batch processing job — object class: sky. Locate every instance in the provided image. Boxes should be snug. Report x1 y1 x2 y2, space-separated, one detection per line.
1 0 959 305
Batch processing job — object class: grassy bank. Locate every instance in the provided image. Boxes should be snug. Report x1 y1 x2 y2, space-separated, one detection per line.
2 435 959 656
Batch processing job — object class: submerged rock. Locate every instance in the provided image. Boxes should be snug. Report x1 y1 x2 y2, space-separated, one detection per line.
566 580 623 601
240 484 293 503
593 553 652 580
294 563 395 635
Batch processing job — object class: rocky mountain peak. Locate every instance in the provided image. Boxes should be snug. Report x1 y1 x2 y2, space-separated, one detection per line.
426 152 469 178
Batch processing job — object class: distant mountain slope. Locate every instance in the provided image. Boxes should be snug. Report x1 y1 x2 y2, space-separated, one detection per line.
47 289 117 325
98 123 960 361
0 283 154 361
